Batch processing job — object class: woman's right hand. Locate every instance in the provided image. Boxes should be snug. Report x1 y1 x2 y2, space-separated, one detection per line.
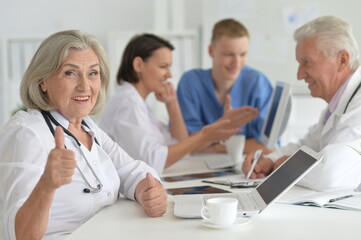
155 82 177 104
40 126 77 191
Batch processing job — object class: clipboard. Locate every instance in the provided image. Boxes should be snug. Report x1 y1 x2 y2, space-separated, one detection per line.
161 169 238 182
166 185 231 195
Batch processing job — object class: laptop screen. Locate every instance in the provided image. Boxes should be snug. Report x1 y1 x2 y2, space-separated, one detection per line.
255 149 318 204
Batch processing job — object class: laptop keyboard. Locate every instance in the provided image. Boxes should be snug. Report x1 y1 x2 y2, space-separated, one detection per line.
237 194 259 210
205 158 235 169
202 193 259 211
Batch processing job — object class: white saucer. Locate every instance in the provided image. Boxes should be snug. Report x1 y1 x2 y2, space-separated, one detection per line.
201 217 251 229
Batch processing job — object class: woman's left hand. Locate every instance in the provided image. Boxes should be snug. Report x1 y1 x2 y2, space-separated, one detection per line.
135 173 168 217
155 82 176 104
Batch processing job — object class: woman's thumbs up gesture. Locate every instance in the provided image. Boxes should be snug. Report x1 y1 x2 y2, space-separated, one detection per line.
40 126 77 191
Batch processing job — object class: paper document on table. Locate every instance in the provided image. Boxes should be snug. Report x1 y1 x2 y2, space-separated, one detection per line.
280 190 361 211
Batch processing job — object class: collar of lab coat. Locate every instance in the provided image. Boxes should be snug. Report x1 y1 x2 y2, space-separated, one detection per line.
322 67 361 135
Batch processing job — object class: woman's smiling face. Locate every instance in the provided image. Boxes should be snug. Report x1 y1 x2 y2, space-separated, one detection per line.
40 48 101 122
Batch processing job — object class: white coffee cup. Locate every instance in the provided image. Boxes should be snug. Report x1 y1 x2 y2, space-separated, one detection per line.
201 198 238 226
225 134 245 164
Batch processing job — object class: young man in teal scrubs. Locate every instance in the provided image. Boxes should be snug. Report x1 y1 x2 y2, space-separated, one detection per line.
177 18 273 154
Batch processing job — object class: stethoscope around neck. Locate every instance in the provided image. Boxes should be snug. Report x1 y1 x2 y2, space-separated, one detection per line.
343 81 361 114
41 110 103 194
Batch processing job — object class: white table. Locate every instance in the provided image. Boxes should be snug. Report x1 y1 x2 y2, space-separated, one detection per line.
66 154 361 240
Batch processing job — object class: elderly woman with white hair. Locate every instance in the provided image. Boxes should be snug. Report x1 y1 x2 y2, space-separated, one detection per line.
0 30 167 240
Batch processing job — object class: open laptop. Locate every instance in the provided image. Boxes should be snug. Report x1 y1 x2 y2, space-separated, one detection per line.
174 145 323 218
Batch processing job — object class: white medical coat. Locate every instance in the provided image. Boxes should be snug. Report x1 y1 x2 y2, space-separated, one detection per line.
0 109 160 240
99 82 177 174
267 67 361 192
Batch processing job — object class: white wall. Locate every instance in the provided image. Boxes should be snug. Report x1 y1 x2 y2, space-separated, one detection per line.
0 0 153 40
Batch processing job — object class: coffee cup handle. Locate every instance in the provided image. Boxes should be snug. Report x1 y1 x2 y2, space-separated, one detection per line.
201 206 210 221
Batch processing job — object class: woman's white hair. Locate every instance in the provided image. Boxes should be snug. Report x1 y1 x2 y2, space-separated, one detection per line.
294 15 360 70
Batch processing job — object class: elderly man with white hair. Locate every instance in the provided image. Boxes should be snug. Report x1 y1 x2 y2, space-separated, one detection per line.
243 15 361 192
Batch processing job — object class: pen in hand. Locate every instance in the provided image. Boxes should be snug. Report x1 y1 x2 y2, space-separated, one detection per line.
328 195 354 203
246 149 263 179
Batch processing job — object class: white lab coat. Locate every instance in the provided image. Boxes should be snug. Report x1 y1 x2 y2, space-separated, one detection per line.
267 67 361 192
0 109 160 240
99 82 178 174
